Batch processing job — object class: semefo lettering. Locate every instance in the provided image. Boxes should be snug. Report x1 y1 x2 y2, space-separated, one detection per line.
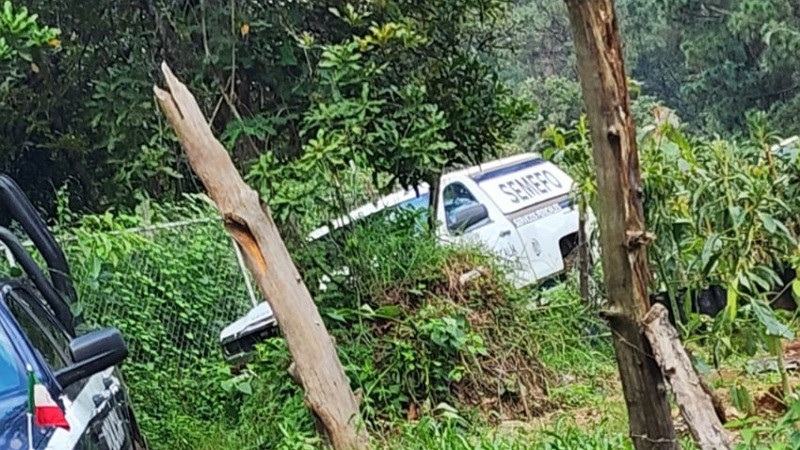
498 170 563 204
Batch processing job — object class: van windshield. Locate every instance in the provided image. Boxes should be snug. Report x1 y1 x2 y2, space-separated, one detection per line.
394 193 430 215
346 192 431 229
316 193 430 250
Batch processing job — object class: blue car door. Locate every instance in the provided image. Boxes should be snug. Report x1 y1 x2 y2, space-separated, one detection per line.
4 284 135 449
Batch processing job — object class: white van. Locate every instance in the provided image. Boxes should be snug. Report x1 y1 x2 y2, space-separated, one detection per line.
309 153 595 287
219 153 594 361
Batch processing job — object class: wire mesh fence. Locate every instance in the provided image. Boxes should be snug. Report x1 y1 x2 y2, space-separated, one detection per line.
77 220 256 367
56 216 260 433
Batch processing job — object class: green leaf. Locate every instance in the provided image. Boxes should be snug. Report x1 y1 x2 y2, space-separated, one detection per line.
792 278 800 301
726 277 739 322
729 206 745 229
236 381 253 395
373 305 403 319
700 234 719 272
753 301 794 340
758 212 777 233
278 41 298 66
325 311 346 322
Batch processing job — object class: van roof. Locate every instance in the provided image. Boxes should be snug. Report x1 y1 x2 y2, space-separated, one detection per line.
443 152 540 182
308 153 542 240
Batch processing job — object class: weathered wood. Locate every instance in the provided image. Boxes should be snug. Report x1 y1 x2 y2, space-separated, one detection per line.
153 63 368 450
562 1 678 448
644 304 733 449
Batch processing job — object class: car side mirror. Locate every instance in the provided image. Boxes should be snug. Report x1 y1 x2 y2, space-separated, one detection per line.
55 328 128 388
449 204 490 234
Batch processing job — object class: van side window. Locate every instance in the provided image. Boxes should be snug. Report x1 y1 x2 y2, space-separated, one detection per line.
6 288 70 371
443 183 489 233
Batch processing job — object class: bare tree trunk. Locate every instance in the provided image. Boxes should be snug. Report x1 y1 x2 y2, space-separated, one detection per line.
578 199 590 303
644 304 732 449
562 1 678 448
154 63 369 450
426 172 442 232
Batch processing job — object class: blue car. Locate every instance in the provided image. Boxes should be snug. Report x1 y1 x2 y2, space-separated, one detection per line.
0 175 145 449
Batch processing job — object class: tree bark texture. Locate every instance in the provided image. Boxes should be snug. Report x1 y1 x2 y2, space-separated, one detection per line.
562 1 678 448
644 304 732 450
154 62 369 450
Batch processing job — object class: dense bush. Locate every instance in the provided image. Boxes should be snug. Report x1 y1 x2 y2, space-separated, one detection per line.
305 211 556 422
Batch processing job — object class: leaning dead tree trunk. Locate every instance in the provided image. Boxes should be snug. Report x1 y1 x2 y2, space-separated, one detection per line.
644 304 732 450
562 1 678 449
154 63 368 450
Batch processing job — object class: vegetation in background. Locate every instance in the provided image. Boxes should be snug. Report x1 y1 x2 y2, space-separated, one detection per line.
0 0 531 221
505 0 800 136
11 0 800 214
0 1 58 81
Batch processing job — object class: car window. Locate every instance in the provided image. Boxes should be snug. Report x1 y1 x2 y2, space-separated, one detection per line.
0 330 25 397
6 289 70 371
443 183 486 232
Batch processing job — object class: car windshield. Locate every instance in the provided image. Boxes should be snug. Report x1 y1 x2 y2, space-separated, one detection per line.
0 329 24 397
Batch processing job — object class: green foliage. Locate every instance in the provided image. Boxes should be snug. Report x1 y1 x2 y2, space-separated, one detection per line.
250 7 532 232
663 0 800 132
160 339 318 450
497 0 573 87
546 112 800 385
731 400 800 449
639 117 800 349
0 0 527 220
505 0 800 135
0 1 57 68
301 23 454 192
58 195 617 448
385 415 664 450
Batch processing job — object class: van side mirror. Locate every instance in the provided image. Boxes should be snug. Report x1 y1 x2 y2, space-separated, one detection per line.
55 328 128 388
448 204 490 234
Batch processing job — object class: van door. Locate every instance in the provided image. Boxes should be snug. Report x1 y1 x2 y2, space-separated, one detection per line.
436 180 535 286
473 158 579 282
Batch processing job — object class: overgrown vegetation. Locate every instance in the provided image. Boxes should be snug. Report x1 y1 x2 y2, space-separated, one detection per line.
55 199 254 445
63 199 598 448
5 0 800 448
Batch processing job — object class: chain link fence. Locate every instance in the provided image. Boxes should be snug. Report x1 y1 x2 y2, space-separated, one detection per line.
77 219 257 366
55 216 261 437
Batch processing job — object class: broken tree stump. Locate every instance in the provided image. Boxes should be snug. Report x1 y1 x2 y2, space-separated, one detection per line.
643 303 732 450
154 62 368 450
